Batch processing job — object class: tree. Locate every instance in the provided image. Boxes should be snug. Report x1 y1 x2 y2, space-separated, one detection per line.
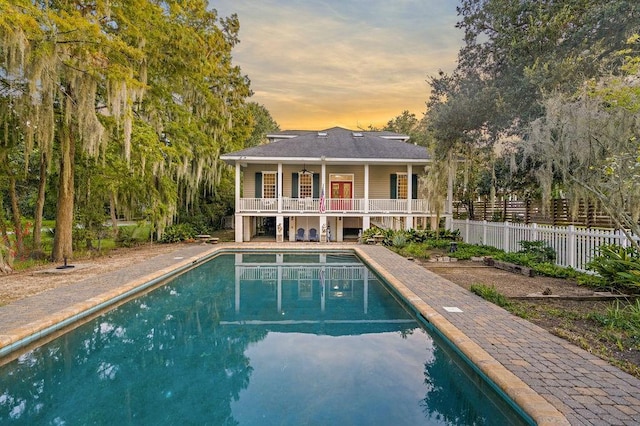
0 1 252 261
526 51 640 246
383 110 428 147
244 102 280 148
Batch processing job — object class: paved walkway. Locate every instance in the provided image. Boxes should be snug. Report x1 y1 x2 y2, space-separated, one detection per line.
1 243 639 425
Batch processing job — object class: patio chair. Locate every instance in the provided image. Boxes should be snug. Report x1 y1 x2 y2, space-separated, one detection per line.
309 228 319 242
296 228 305 241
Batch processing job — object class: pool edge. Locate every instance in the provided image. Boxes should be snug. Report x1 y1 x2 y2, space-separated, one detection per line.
0 243 569 425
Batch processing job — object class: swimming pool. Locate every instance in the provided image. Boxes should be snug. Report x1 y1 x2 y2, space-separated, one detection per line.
0 252 530 425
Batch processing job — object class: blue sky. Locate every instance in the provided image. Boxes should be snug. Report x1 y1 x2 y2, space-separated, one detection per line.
214 0 463 130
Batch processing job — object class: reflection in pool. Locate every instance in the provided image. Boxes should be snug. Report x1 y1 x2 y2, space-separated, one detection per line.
0 252 529 425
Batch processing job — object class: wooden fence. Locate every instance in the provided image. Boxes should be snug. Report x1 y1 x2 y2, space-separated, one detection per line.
453 199 616 228
452 219 636 272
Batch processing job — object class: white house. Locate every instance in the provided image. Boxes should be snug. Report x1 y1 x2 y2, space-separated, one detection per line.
220 127 453 242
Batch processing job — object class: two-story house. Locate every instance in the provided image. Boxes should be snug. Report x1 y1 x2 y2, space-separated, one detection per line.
220 126 452 242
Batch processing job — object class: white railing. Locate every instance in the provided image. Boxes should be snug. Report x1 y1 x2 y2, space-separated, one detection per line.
238 198 278 212
237 198 435 214
452 219 637 272
239 265 366 281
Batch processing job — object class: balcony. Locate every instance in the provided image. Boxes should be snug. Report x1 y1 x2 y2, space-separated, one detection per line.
236 197 436 215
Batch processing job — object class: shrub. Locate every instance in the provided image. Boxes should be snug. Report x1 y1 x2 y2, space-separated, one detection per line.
450 244 501 260
585 245 640 293
518 240 556 263
117 224 151 247
160 223 196 243
392 234 407 248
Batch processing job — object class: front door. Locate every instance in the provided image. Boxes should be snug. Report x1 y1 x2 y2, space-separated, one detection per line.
331 181 352 210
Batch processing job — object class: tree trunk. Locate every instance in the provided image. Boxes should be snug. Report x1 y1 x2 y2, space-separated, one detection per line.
0 198 12 273
9 176 24 257
52 125 75 262
109 191 119 238
32 151 48 255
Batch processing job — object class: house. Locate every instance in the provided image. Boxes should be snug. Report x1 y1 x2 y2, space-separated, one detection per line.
220 126 453 242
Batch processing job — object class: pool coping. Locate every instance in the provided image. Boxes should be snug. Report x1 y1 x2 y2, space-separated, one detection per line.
2 242 638 425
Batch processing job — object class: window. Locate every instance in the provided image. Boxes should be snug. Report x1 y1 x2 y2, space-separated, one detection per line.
397 173 408 199
299 173 312 198
263 172 277 198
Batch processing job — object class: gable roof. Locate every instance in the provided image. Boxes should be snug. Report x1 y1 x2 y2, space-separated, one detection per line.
221 126 431 165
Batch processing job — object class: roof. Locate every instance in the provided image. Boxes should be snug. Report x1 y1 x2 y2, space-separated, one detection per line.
221 126 431 165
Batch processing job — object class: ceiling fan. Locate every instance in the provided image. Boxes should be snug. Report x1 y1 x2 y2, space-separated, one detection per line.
300 164 311 174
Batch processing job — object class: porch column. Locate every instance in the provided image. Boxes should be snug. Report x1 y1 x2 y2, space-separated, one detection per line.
276 215 284 242
234 214 243 242
277 163 283 213
405 215 413 231
364 164 369 213
407 164 412 214
288 216 296 242
362 216 370 232
235 162 241 209
234 163 243 242
243 216 251 241
320 216 327 242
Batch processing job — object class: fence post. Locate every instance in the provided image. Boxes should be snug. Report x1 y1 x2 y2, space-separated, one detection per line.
502 221 509 252
465 218 470 243
532 222 538 241
482 220 488 246
567 225 577 269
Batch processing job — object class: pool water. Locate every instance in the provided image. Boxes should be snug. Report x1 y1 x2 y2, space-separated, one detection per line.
0 252 529 425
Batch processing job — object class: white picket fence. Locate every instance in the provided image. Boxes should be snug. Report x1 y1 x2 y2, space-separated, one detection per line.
452 219 637 272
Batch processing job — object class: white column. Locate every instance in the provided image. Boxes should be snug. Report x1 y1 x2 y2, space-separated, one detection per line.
276 215 284 242
234 163 243 242
364 164 369 213
243 216 251 242
277 163 283 213
235 214 243 242
405 216 413 230
320 216 327 242
407 164 412 214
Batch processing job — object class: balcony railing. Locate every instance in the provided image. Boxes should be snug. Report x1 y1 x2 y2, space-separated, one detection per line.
237 198 437 214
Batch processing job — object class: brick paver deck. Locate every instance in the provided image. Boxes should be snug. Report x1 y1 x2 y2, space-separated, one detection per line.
1 243 639 425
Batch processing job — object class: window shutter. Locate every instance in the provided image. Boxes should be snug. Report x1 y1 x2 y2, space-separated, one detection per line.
412 174 418 199
255 172 262 198
390 174 397 199
312 173 320 198
292 173 298 198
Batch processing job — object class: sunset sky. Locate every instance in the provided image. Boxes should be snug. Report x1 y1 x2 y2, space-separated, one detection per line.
214 0 464 131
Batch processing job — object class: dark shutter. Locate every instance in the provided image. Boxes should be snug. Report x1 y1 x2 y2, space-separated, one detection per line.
313 173 320 198
412 174 418 199
390 174 397 199
292 173 298 198
255 172 262 198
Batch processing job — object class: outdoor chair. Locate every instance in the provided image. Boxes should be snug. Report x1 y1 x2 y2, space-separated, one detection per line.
296 228 305 241
309 228 319 242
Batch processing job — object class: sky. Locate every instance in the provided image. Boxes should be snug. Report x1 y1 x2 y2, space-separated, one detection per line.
213 0 464 131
